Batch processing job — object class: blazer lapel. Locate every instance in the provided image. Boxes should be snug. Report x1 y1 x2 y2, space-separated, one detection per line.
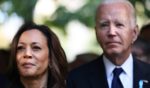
133 58 143 88
133 58 150 88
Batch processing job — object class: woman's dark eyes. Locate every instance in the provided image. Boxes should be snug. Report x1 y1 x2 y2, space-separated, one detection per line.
32 46 41 50
17 46 25 52
17 46 41 51
17 46 24 50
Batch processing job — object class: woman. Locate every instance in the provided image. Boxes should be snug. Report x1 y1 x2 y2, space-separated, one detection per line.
8 23 68 88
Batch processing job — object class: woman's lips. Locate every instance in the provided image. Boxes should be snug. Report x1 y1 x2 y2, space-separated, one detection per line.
22 63 35 68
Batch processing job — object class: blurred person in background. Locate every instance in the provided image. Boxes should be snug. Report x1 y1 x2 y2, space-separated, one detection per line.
139 23 150 63
0 49 10 88
132 37 150 63
7 23 68 88
0 49 10 75
140 23 150 43
69 53 98 71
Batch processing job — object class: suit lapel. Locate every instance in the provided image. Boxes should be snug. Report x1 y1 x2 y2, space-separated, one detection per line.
88 56 109 88
133 58 142 88
133 57 150 88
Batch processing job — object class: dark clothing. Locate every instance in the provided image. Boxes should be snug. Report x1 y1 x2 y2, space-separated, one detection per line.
7 71 54 88
0 74 9 88
8 78 24 88
67 55 150 88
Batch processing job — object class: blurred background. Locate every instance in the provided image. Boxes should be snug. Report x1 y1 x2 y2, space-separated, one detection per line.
0 0 150 63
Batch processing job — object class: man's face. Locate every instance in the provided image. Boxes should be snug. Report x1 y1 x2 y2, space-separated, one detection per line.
95 3 137 58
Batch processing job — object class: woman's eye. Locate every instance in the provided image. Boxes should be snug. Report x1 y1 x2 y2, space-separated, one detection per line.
32 46 41 51
17 46 24 52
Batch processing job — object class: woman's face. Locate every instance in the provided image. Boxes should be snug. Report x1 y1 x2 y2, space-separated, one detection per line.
16 29 49 77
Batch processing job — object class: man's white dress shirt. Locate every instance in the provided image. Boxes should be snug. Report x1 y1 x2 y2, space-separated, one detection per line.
103 54 133 88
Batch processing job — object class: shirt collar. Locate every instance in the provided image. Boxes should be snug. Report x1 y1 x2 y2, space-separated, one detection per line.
103 54 133 78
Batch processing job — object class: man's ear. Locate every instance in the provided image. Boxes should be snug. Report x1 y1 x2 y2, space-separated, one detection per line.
132 25 139 43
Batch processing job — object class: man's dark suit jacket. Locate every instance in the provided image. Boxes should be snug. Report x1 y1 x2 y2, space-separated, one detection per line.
67 55 150 88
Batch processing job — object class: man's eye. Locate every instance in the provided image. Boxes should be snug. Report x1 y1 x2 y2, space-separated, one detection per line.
116 23 124 27
100 23 109 28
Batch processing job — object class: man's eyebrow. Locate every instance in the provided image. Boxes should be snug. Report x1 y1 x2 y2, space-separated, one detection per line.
99 20 108 24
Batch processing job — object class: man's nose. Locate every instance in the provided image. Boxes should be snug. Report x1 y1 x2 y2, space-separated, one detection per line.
108 25 116 36
24 48 32 58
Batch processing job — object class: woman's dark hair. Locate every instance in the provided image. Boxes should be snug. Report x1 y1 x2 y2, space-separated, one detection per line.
8 22 68 88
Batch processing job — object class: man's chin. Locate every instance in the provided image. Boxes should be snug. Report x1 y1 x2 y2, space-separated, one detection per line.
104 50 121 57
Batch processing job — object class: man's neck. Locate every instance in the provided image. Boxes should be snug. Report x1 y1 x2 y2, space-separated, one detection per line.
104 53 130 66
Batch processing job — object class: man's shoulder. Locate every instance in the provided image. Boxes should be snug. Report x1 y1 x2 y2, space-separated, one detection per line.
133 59 150 87
68 57 103 78
134 58 150 70
134 58 150 75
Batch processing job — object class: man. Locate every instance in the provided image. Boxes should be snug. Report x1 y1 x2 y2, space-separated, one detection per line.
67 0 150 88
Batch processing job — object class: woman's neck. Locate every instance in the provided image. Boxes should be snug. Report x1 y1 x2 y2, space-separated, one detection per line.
20 71 48 88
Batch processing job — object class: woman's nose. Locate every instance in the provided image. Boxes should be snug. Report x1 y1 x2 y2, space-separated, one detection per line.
23 48 32 58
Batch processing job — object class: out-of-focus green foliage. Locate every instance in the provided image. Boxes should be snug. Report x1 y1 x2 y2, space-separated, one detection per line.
11 0 37 22
130 0 150 18
0 0 36 22
47 0 150 30
0 0 150 30
45 0 100 30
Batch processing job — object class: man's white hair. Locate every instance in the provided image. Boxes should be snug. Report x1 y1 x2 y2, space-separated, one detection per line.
96 0 137 28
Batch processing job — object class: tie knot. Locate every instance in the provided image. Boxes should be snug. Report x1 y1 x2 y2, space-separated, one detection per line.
113 68 123 76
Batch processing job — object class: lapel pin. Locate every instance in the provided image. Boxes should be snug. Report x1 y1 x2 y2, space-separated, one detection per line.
139 80 148 88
